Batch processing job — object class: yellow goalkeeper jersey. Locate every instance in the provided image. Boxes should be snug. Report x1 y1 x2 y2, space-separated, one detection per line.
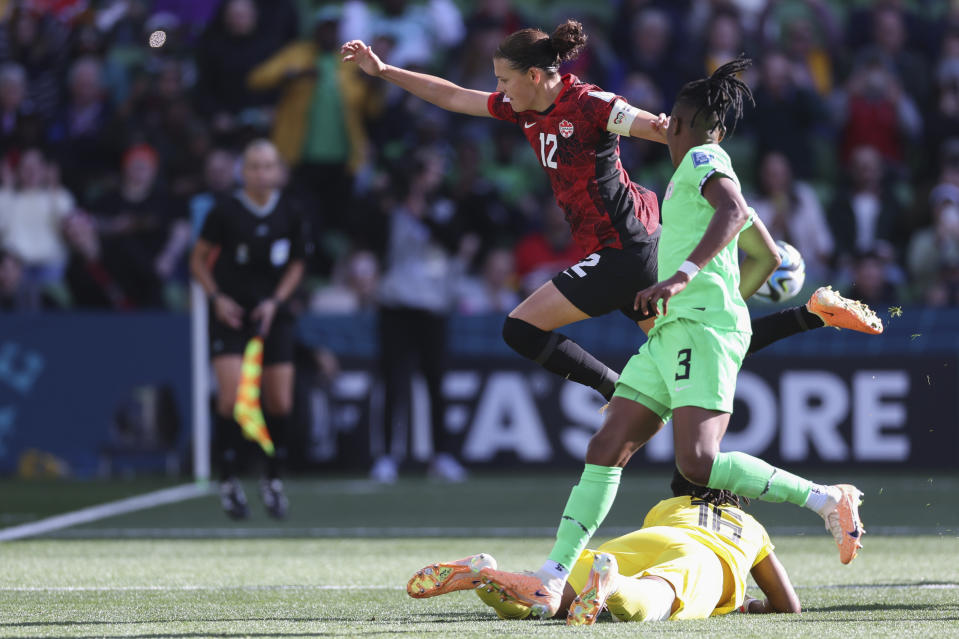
642 495 774 612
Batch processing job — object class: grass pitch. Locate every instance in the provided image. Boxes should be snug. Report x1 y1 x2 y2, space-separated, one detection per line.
1 471 957 638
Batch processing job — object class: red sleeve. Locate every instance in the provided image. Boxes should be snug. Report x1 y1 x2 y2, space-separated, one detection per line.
578 87 625 133
487 92 520 124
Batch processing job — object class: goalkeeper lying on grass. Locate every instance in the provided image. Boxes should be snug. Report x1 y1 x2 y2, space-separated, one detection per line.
406 468 800 624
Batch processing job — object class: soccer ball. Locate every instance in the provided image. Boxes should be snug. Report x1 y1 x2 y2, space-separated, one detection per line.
754 240 806 302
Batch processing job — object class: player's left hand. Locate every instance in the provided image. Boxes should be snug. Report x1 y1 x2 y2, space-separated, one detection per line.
634 271 689 316
251 297 279 336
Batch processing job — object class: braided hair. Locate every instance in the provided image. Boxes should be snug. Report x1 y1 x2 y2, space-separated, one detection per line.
670 467 749 509
675 56 754 137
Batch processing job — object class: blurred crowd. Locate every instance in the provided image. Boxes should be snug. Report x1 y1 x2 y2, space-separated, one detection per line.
2 0 959 315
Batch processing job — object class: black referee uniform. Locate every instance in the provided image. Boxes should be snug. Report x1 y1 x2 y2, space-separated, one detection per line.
199 189 307 482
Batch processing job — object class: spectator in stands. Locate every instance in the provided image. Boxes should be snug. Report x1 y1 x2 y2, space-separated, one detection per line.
750 151 834 283
853 5 929 107
310 249 380 314
193 0 297 133
88 143 185 308
845 250 901 308
0 7 70 120
47 55 116 198
747 50 829 181
699 7 746 75
372 150 469 484
0 62 44 153
834 55 922 168
827 144 907 266
456 246 520 315
189 147 237 238
513 200 582 298
248 5 382 256
61 209 133 309
0 248 23 310
759 1 841 97
340 0 465 69
0 147 74 309
621 7 682 113
907 183 959 305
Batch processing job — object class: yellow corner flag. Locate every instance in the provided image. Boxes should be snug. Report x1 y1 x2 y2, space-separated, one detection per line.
233 336 275 456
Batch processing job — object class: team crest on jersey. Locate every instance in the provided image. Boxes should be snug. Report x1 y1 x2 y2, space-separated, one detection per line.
559 120 574 138
664 181 674 201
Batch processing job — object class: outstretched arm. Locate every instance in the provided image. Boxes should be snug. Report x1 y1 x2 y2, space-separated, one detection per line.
743 552 801 614
341 40 492 117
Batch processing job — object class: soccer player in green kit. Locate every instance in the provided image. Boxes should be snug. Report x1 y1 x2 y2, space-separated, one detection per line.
470 57 866 620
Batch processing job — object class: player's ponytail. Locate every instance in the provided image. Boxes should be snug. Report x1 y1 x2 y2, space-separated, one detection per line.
676 55 755 136
549 20 587 63
495 19 586 73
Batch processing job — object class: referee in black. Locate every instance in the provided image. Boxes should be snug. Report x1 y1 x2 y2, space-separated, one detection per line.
190 139 306 519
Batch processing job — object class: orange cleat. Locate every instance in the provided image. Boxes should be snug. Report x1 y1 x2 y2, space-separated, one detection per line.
567 553 620 626
807 286 883 334
406 554 495 598
822 484 865 564
479 568 561 619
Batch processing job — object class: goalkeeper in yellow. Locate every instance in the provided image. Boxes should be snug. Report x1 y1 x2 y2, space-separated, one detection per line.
406 468 800 623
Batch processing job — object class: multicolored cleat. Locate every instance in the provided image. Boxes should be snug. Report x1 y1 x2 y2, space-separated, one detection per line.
567 553 620 626
807 286 883 334
475 584 533 619
406 554 496 599
478 569 561 619
822 484 865 564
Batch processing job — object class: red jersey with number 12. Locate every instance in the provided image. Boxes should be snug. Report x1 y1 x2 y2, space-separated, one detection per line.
487 74 659 256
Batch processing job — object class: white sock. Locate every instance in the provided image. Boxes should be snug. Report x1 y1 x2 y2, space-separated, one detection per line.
804 484 841 516
535 561 569 596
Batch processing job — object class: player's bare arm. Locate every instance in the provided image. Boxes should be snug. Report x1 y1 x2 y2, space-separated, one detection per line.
341 40 491 117
633 174 751 316
627 108 669 143
745 552 801 614
737 214 780 299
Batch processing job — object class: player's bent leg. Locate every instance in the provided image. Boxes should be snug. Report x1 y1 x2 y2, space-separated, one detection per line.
606 576 675 622
503 282 619 400
406 554 496 599
585 395 666 467
671 406 730 486
567 553 620 626
807 286 883 334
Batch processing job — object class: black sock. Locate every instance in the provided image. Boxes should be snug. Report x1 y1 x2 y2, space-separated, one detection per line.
264 413 290 480
215 413 244 481
748 306 825 355
542 336 620 400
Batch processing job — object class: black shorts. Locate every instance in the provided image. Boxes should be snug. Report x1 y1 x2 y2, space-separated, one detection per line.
209 309 296 365
551 240 660 322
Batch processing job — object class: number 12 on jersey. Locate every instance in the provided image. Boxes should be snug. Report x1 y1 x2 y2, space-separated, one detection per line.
539 132 557 169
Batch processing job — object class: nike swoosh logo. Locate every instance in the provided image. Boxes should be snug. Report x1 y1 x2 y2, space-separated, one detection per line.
847 525 861 539
674 384 692 392
524 121 535 128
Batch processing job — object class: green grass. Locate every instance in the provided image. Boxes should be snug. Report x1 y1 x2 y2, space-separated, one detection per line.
0 472 957 637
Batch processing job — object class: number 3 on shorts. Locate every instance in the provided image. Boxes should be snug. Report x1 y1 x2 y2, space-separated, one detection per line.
675 348 691 381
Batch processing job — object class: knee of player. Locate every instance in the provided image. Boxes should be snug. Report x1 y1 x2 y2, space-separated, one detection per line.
674 454 713 487
501 315 550 360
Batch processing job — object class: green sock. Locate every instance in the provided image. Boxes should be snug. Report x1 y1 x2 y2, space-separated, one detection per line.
546 464 622 571
706 451 812 506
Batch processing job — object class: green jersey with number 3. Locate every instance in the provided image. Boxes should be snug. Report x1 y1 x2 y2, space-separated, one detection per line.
657 143 752 333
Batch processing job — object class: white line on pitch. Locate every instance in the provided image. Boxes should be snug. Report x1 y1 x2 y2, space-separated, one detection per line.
1 583 955 593
0 483 213 542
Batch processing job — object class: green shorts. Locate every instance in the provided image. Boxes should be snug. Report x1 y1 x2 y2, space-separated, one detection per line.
614 318 750 421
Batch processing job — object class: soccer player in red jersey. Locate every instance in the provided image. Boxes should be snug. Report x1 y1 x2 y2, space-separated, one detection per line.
341 20 879 402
